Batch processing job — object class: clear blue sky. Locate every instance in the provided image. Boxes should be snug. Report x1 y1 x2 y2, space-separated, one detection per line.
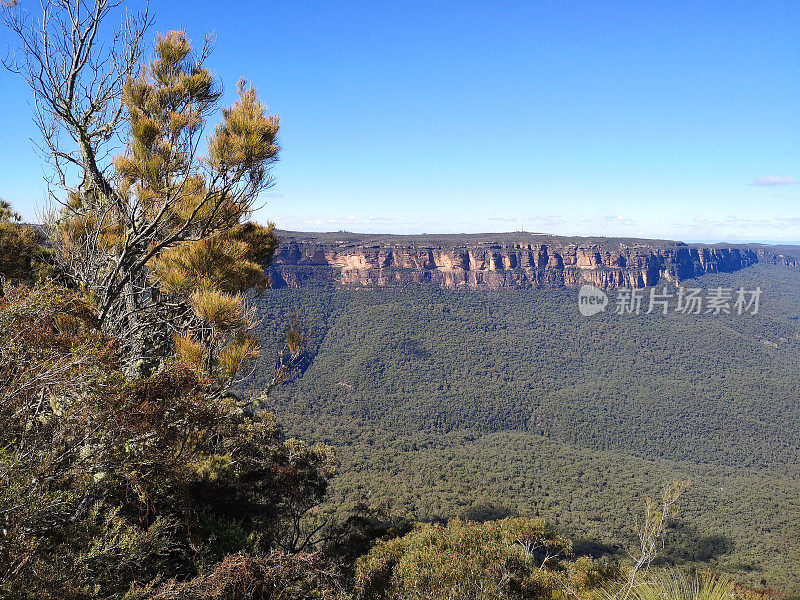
1 0 798 242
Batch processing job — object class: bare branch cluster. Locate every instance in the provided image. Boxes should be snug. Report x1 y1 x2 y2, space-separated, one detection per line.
3 0 152 195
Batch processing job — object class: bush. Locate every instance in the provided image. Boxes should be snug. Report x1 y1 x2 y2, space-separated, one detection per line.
354 517 616 600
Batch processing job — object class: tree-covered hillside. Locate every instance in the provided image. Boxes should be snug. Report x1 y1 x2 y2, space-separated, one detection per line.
246 263 800 469
242 262 800 594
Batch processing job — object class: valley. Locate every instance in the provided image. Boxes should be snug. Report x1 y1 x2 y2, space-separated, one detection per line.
243 252 800 594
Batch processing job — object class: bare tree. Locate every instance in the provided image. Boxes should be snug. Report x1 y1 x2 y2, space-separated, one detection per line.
620 481 688 599
3 0 151 195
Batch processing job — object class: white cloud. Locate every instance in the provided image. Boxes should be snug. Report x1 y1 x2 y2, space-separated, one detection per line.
521 215 567 228
575 215 638 228
602 215 637 226
751 176 799 187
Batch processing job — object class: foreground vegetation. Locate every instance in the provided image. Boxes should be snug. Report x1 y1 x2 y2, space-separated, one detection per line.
0 276 663 599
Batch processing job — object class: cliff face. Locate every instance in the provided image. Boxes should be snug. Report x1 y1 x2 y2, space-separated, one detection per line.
268 233 798 290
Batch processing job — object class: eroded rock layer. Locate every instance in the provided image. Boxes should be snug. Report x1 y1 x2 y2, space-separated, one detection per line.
268 232 798 290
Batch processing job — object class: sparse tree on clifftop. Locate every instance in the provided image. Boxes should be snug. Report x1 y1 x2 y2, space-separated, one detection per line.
0 3 337 598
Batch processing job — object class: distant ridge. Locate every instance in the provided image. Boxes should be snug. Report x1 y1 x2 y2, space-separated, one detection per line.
269 230 800 290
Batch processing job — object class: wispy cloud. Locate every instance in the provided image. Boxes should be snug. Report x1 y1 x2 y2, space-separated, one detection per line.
521 215 567 229
272 215 432 233
681 216 800 242
285 216 398 227
751 176 799 187
601 215 637 226
269 212 800 242
692 216 772 229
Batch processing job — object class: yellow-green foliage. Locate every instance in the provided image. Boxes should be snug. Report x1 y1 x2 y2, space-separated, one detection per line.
563 556 623 598
173 332 207 371
149 222 279 382
217 335 260 379
189 289 244 330
0 221 37 277
115 31 220 220
355 517 584 600
152 234 266 295
114 31 277 231
209 78 280 180
0 200 51 287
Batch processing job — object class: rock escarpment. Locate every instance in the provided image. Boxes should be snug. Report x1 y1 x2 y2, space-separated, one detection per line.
268 231 798 290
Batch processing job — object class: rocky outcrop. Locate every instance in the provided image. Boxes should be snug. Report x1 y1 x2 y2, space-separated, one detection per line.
267 232 798 290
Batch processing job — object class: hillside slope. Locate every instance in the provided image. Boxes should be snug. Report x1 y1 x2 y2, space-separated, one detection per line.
242 261 800 594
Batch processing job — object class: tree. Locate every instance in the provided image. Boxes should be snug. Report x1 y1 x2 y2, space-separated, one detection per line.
618 481 688 600
0 199 50 293
4 0 283 384
0 2 339 598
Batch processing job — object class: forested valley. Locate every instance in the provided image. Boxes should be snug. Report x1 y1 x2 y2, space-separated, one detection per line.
244 263 800 595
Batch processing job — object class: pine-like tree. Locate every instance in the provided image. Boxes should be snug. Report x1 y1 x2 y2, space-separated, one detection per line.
4 2 288 384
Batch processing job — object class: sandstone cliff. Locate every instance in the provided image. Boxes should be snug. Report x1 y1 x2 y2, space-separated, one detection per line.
268 231 799 290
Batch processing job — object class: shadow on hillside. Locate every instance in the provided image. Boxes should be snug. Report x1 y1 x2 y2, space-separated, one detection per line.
457 503 517 522
655 521 735 564
572 539 620 558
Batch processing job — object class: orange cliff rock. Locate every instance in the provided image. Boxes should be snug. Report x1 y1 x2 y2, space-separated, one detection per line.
266 232 798 290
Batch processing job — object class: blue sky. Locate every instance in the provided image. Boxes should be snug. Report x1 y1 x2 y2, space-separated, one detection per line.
1 0 798 242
